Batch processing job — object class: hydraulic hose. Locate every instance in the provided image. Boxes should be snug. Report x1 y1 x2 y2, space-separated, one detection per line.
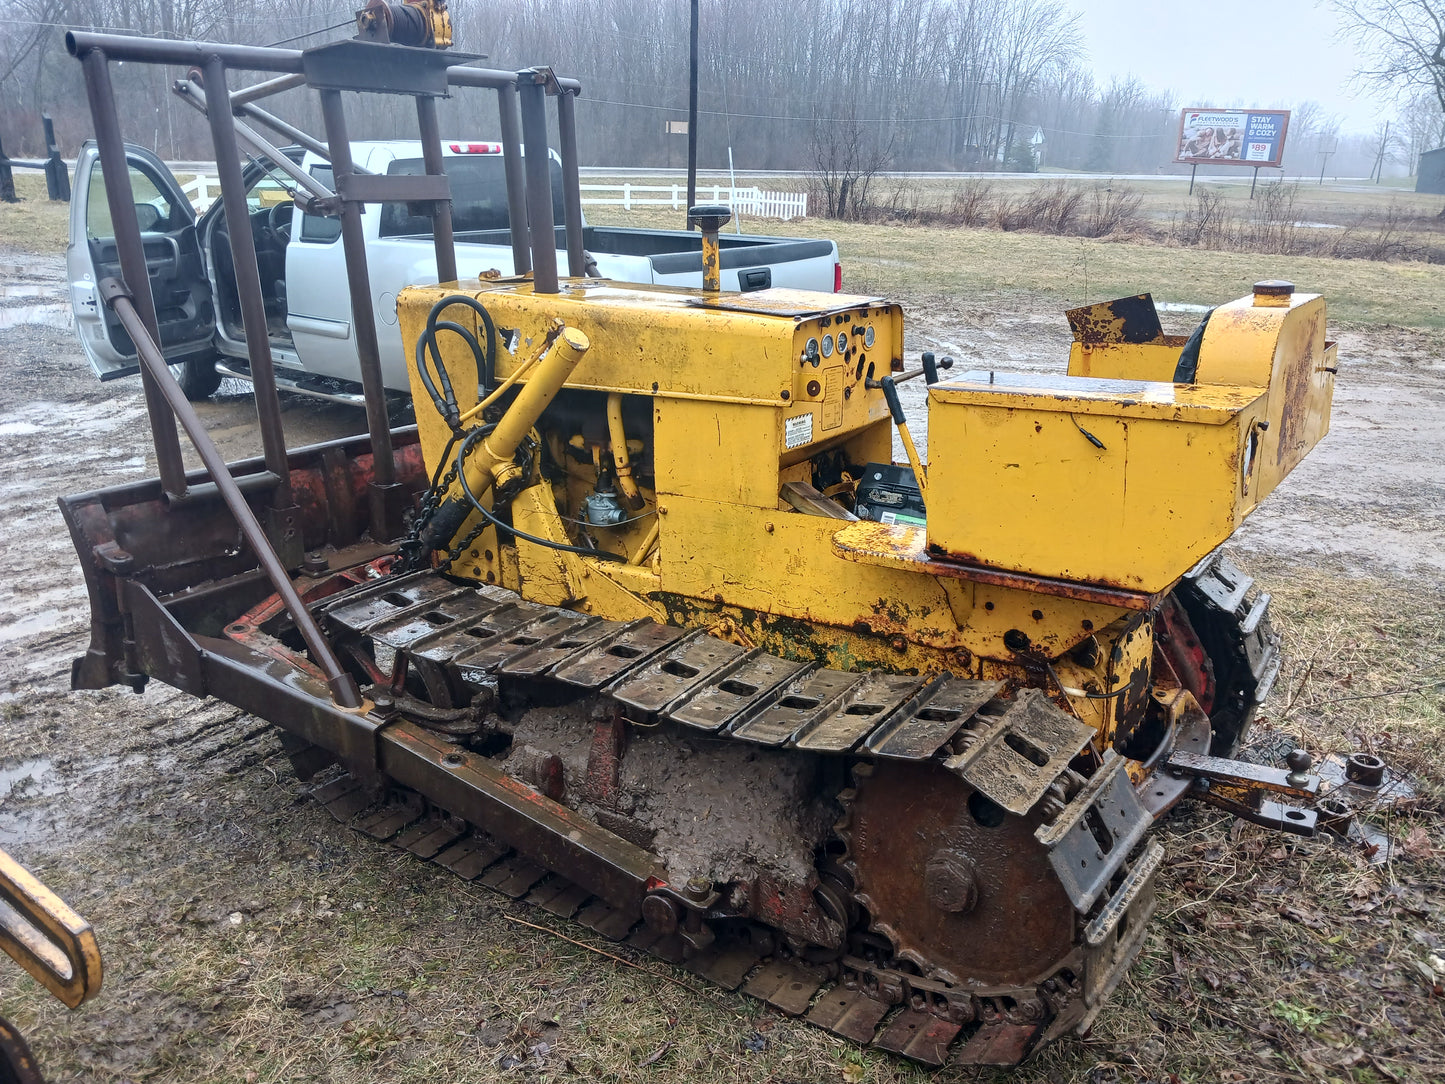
416 294 499 430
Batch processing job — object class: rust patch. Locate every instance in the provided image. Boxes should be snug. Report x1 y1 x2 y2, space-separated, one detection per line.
1065 294 1164 345
1275 308 1322 470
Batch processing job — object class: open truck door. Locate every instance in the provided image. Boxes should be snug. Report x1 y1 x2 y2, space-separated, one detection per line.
66 141 219 396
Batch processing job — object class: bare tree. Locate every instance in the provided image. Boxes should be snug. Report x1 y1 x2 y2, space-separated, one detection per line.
1333 1 1445 115
810 109 894 219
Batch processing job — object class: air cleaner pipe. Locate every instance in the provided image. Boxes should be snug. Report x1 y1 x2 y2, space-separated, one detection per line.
606 394 644 509
517 70 558 294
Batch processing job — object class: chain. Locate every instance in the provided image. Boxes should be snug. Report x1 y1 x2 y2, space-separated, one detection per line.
397 452 462 571
401 429 541 575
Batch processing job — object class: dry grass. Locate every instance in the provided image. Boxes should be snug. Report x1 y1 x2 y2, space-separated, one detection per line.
0 173 71 254
585 179 1445 329
592 201 1445 329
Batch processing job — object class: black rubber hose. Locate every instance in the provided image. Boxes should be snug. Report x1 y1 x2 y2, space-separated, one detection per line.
455 428 626 563
413 328 460 428
425 294 497 392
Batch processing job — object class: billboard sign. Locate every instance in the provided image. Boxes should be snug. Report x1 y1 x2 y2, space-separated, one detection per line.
1175 109 1290 167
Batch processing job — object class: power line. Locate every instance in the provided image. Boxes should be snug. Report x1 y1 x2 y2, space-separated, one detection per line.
579 95 1173 140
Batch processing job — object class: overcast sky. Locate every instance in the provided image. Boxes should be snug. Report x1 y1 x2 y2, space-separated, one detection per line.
1073 0 1392 134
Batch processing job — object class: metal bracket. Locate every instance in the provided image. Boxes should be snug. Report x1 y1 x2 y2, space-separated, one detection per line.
1167 749 1319 837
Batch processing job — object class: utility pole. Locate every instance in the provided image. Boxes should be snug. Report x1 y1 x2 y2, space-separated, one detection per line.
686 0 698 227
1317 140 1336 185
1370 121 1389 184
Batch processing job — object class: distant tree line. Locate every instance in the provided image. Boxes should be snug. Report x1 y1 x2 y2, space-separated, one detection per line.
0 0 1436 180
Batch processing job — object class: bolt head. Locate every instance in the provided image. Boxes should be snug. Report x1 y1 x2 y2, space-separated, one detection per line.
925 850 979 913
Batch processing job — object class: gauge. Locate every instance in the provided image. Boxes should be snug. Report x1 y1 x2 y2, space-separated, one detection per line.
804 337 819 364
836 328 849 354
821 334 834 357
864 325 876 348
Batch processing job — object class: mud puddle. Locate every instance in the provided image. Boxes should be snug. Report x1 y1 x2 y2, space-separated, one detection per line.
0 303 71 330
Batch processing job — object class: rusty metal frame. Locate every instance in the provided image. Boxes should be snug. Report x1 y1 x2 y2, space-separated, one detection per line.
63 29 586 705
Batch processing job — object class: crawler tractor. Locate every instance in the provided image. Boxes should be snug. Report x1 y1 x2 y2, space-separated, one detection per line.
61 29 1334 1067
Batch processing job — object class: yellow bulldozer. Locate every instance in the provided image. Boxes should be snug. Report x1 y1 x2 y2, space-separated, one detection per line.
57 24 1334 1068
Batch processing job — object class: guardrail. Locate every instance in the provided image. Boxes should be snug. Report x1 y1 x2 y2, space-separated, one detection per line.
579 183 807 220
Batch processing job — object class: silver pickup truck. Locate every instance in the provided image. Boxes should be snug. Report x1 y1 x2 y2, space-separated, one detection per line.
67 140 841 401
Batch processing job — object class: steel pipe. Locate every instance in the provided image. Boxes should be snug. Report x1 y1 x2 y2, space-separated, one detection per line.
317 90 397 489
201 57 293 504
517 73 558 293
67 31 304 73
236 101 333 163
414 95 458 284
80 48 188 499
228 71 307 107
173 79 333 203
557 91 585 278
497 83 530 275
99 278 362 708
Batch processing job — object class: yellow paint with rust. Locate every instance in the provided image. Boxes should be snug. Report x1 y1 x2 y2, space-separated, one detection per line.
925 293 1333 594
1066 339 1186 382
396 278 1333 758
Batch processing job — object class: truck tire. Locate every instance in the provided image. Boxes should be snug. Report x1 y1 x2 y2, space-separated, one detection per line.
169 357 223 401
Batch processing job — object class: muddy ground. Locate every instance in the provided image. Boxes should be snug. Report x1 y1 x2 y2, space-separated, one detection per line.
0 250 1442 1083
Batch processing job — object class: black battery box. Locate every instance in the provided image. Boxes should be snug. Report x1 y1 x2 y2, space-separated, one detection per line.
853 463 926 526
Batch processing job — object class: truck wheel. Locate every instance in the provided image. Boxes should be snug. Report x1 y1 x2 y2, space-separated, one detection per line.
169 357 223 401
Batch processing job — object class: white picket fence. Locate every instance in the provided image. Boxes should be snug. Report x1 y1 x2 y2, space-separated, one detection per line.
179 174 809 222
180 174 219 213
579 183 808 221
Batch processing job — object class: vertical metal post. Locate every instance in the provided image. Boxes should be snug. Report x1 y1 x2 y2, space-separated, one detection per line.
80 47 188 499
201 56 293 508
0 133 16 203
414 94 458 284
1188 162 1197 196
497 83 530 276
42 115 70 201
687 0 698 225
518 74 558 294
317 89 400 509
556 90 585 277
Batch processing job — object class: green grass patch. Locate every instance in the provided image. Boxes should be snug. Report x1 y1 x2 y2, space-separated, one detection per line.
0 173 71 254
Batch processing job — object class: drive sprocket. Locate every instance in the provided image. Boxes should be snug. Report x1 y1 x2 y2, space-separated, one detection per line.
838 759 1076 990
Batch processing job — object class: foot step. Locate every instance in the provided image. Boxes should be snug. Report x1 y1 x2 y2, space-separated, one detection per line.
356 803 422 841
625 926 685 962
686 946 763 991
312 775 372 821
480 855 549 898
394 818 465 859
527 878 592 919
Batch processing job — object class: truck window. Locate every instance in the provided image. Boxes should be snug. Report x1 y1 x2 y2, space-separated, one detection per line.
378 156 566 237
86 157 185 238
298 165 340 243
